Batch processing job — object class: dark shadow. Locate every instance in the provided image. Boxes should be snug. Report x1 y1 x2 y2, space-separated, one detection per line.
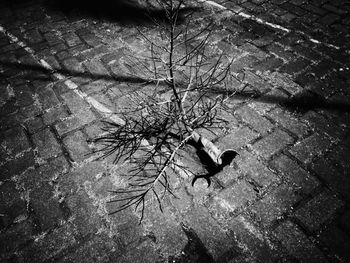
45 0 199 25
176 223 215 263
0 60 150 84
209 86 350 113
191 143 238 187
1 60 350 113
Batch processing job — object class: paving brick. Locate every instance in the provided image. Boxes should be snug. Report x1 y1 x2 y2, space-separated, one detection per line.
305 80 336 99
0 126 30 156
230 54 259 72
266 43 296 61
279 57 311 75
250 34 275 48
0 181 27 229
235 150 280 190
25 116 44 134
182 205 237 261
62 57 85 74
280 12 297 22
217 40 242 57
80 80 110 95
327 145 350 173
83 59 110 77
216 126 259 151
207 179 257 220
78 45 109 61
228 215 284 262
312 157 350 202
79 33 102 47
49 42 68 55
43 105 69 125
302 111 347 139
68 43 90 57
0 219 35 260
37 86 60 110
0 113 23 132
319 224 350 262
289 133 332 164
63 32 82 47
63 130 90 162
55 112 96 136
302 4 327 15
64 190 105 239
264 72 303 95
240 43 268 61
323 4 348 14
294 190 344 232
270 154 319 195
284 91 325 114
60 90 90 114
56 49 72 61
281 2 307 16
89 93 114 110
235 105 274 134
249 88 287 114
277 32 303 47
29 183 66 232
318 13 340 26
44 32 62 46
251 129 294 159
310 59 338 79
252 56 284 72
32 128 61 159
0 150 35 180
141 202 188 257
216 165 241 187
267 107 309 137
215 109 240 129
115 239 159 263
55 90 96 133
20 158 68 190
84 122 105 139
13 83 35 107
243 71 272 93
18 222 77 262
339 210 350 235
293 44 322 62
274 220 327 262
247 183 301 229
57 235 116 263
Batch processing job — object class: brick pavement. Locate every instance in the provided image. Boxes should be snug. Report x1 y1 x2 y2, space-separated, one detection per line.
0 0 350 262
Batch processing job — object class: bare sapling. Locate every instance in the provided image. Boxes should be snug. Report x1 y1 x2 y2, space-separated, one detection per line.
94 0 240 222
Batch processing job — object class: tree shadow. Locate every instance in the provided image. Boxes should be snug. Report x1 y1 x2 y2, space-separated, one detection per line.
45 0 199 25
210 86 350 113
1 60 350 114
0 59 149 84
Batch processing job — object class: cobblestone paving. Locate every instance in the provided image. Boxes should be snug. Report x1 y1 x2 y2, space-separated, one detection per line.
1 0 350 262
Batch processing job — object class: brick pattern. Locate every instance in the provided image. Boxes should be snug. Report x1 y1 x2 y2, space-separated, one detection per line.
0 0 350 262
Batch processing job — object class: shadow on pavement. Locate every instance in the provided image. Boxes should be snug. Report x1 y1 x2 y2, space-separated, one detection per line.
45 0 199 25
1 60 350 113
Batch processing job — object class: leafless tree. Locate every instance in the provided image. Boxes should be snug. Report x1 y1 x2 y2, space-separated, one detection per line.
94 0 240 222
